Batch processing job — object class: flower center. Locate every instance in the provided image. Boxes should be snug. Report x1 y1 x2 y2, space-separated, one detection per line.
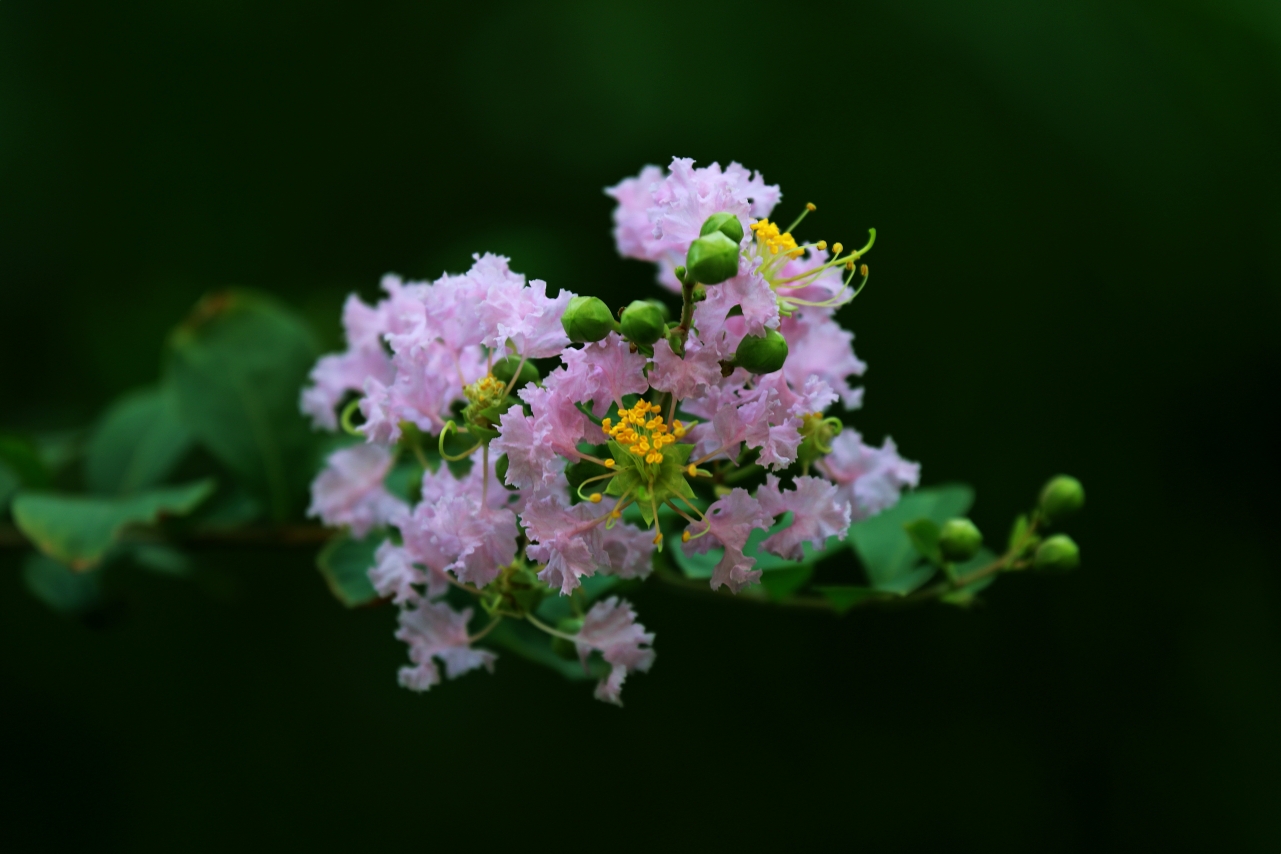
600 401 684 467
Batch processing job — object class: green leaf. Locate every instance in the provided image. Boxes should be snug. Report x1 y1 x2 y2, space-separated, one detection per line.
84 385 194 494
11 479 216 570
23 552 104 614
669 511 850 583
128 543 194 577
165 291 320 521
815 585 883 615
0 461 19 513
850 484 975 595
484 619 608 682
904 518 943 565
759 565 813 600
316 531 381 607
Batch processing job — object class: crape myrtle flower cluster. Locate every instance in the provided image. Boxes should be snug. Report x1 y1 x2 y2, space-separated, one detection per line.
301 157 919 705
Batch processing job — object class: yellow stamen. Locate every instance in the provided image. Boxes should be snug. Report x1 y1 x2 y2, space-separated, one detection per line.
833 242 844 255
589 493 602 503
604 459 615 468
652 532 663 545
686 464 697 477
806 202 816 212
681 530 691 543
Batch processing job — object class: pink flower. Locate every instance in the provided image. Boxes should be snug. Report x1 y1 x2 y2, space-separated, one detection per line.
300 293 395 430
817 430 921 521
684 488 774 593
599 522 655 579
605 164 665 260
493 383 593 490
648 337 723 401
780 311 867 410
520 494 608 594
368 540 434 605
400 463 519 588
307 444 407 537
693 264 780 349
395 601 495 692
757 475 851 561
555 333 649 418
474 254 574 359
575 597 655 705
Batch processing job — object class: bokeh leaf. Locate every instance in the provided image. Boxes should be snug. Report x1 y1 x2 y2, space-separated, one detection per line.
0 435 52 499
316 531 380 607
850 484 975 594
84 385 194 494
815 585 884 615
11 479 216 570
23 552 104 614
939 547 999 607
165 291 319 521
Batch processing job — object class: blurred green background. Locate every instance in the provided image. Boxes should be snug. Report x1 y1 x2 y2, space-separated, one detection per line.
2 0 1278 850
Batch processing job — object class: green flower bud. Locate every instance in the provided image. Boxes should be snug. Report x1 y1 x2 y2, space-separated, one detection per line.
550 617 585 660
939 518 983 562
1039 475 1085 522
490 355 540 387
686 232 741 284
735 329 789 375
1033 534 1080 571
561 295 616 343
620 300 666 346
699 212 744 244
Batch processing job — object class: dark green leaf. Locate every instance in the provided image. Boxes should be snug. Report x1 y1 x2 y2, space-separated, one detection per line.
816 585 883 615
11 479 216 570
165 291 319 521
1008 513 1029 552
850 484 974 594
316 531 381 607
759 565 813 600
84 385 194 494
0 461 19 513
128 543 194 577
23 552 104 614
484 619 608 681
904 518 943 565
0 435 51 491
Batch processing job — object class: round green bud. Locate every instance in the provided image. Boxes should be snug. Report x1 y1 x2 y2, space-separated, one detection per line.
1039 475 1085 522
644 298 671 321
686 232 741 284
620 300 666 346
561 295 616 343
699 212 744 244
735 329 789 375
939 518 983 562
1033 534 1080 571
490 355 540 388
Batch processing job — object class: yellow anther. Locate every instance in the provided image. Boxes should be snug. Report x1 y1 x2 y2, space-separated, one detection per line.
686 464 697 477
833 242 844 255
604 459 616 468
816 240 827 251
646 451 662 464
609 509 621 519
806 202 817 212
652 531 663 545
602 417 612 429
589 493 602 503
845 259 854 271
681 530 691 543
860 263 869 276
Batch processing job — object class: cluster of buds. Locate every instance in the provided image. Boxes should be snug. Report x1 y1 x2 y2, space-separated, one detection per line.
301 157 919 704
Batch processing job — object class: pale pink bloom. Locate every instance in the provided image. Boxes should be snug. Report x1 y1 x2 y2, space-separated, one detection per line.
475 254 574 358
780 311 867 410
395 601 495 692
400 462 519 588
599 522 655 579
575 597 655 705
605 164 665 260
817 430 921 521
647 337 723 401
300 293 395 430
520 494 608 594
307 444 407 537
493 383 593 490
554 334 649 417
693 264 780 347
757 475 851 561
684 488 774 593
368 540 436 605
755 371 838 419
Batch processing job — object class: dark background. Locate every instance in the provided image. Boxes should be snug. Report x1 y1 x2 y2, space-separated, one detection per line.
2 1 1279 850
